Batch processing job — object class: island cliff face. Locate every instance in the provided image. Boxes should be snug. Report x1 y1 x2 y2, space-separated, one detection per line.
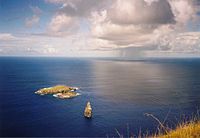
35 85 80 99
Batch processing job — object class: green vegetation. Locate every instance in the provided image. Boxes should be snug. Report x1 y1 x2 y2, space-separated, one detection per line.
35 85 72 95
35 85 80 99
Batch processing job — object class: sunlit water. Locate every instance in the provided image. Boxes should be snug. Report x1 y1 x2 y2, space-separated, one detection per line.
0 57 200 137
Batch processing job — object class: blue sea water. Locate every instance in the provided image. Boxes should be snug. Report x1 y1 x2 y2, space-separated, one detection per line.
0 57 200 137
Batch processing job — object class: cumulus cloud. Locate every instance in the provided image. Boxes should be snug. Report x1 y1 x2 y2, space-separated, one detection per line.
47 14 78 36
169 0 198 25
30 6 42 15
45 0 67 4
0 33 17 41
2 0 200 57
108 0 175 25
91 10 158 46
46 0 108 17
25 6 42 27
0 33 74 56
88 0 200 57
25 15 40 27
160 32 200 53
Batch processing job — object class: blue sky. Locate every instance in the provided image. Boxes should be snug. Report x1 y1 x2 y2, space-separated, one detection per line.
0 0 54 33
0 0 200 57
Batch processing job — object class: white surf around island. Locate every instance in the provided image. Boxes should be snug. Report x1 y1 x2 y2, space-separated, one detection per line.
53 92 81 99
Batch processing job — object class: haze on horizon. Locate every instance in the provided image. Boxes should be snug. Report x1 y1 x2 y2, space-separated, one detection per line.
0 0 200 58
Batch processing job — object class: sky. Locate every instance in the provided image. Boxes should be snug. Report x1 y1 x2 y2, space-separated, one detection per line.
0 0 200 57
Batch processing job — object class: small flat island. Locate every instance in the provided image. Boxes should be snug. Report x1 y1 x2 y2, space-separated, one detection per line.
35 85 80 99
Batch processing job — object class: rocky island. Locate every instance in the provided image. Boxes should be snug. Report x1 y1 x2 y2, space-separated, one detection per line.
84 101 92 118
35 85 80 99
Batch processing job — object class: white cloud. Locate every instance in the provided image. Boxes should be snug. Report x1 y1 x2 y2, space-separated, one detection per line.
2 0 200 57
0 33 17 41
35 0 200 57
144 0 160 5
42 46 58 54
47 14 78 36
30 6 42 15
25 15 40 27
108 0 175 25
25 6 42 28
45 0 66 4
166 32 200 53
46 0 108 17
90 10 158 47
48 14 72 32
169 0 197 25
88 0 200 57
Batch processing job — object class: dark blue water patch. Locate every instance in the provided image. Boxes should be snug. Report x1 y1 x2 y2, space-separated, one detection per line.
0 57 200 137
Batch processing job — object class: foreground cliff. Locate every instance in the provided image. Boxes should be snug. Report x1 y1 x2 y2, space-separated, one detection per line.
158 121 200 138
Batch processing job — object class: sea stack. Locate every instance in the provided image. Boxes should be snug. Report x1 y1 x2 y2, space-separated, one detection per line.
84 101 92 118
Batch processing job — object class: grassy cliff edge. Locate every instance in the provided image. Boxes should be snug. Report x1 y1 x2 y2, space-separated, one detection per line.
157 120 200 138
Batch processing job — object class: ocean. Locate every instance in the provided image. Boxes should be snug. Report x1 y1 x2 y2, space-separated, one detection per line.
0 57 200 137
